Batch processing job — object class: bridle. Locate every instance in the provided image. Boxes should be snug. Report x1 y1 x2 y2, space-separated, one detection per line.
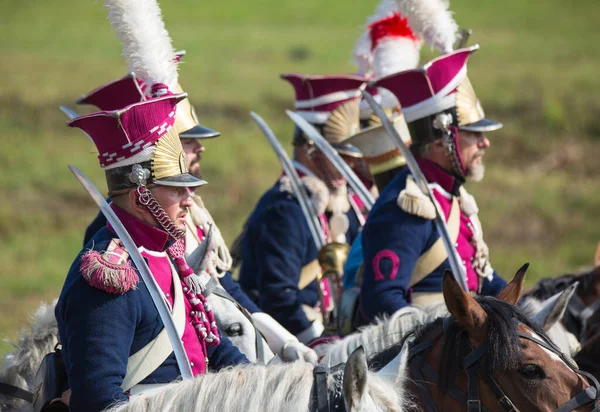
407 318 600 412
311 363 346 412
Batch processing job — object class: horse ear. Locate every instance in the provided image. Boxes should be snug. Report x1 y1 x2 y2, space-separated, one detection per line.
530 283 577 332
594 242 600 267
443 270 487 332
343 346 368 410
498 263 529 305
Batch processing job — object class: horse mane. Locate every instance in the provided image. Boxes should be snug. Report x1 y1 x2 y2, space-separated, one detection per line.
434 296 548 391
320 303 448 367
0 300 59 412
107 362 403 412
525 266 597 301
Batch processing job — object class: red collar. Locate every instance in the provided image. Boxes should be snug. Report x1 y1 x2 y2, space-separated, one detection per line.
107 204 170 252
416 157 464 195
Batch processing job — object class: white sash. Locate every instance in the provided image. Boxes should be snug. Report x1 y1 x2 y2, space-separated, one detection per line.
121 260 186 391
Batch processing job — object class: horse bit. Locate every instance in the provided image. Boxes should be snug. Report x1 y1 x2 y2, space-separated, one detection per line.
407 318 600 412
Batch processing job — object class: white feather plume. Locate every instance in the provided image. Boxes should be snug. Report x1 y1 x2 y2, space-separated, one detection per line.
394 0 458 53
352 0 399 76
104 0 178 90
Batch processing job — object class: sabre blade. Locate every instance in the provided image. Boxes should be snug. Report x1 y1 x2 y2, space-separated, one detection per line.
68 165 194 380
360 90 469 291
285 110 375 212
59 106 79 120
250 112 325 250
454 28 473 50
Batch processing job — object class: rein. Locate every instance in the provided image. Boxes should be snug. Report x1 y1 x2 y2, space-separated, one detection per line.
407 318 600 412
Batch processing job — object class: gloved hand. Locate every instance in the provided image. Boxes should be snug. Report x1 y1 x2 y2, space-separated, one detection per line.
282 340 318 365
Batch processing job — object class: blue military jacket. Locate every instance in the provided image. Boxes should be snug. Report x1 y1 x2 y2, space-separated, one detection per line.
238 175 361 335
359 160 506 322
83 206 260 314
58 222 247 412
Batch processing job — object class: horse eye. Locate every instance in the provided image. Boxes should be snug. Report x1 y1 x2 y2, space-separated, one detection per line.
518 364 546 380
226 323 243 337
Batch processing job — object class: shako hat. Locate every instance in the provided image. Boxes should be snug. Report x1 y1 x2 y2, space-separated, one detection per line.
69 92 205 195
281 73 367 157
348 0 458 179
374 45 502 145
76 51 220 140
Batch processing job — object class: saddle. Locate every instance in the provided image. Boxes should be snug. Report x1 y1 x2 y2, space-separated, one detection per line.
32 344 69 412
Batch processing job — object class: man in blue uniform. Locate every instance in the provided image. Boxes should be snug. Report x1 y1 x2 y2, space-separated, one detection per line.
238 74 367 343
359 46 507 322
343 0 462 290
57 89 248 411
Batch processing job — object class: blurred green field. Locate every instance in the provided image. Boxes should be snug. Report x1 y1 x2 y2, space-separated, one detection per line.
1 0 599 356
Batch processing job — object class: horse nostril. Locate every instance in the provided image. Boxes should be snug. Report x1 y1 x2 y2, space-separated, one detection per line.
226 323 243 337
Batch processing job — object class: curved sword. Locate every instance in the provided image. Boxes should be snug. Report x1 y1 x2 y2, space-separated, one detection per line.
285 110 375 212
249 112 325 250
68 165 194 380
360 90 469 292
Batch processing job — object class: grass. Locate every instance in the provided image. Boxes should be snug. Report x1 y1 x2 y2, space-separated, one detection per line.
1 0 599 356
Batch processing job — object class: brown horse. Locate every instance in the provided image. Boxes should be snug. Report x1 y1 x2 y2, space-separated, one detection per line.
372 264 600 411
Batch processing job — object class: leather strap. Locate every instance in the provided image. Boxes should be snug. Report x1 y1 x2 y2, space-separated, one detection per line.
409 196 460 288
121 260 186 391
313 366 329 412
0 382 33 404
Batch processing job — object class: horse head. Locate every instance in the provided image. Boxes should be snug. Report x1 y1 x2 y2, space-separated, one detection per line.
403 264 599 411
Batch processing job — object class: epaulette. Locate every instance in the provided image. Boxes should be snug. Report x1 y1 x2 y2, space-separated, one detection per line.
458 186 479 216
397 175 436 219
279 175 329 216
80 239 138 294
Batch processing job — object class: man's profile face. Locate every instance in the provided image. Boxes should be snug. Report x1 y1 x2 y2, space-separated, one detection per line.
181 138 205 179
150 185 193 230
458 130 490 182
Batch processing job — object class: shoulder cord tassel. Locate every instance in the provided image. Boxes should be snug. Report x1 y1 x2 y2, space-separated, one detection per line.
80 250 138 294
168 239 220 348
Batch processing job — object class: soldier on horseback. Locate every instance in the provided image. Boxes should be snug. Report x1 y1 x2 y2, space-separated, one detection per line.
57 86 250 410
358 46 507 322
237 74 367 342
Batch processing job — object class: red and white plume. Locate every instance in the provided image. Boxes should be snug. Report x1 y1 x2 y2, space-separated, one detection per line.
394 0 458 54
353 0 399 77
103 0 178 94
369 12 421 78
353 0 458 78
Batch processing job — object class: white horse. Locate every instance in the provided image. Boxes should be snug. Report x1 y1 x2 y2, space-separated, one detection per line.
207 289 275 363
107 347 409 412
0 301 58 412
